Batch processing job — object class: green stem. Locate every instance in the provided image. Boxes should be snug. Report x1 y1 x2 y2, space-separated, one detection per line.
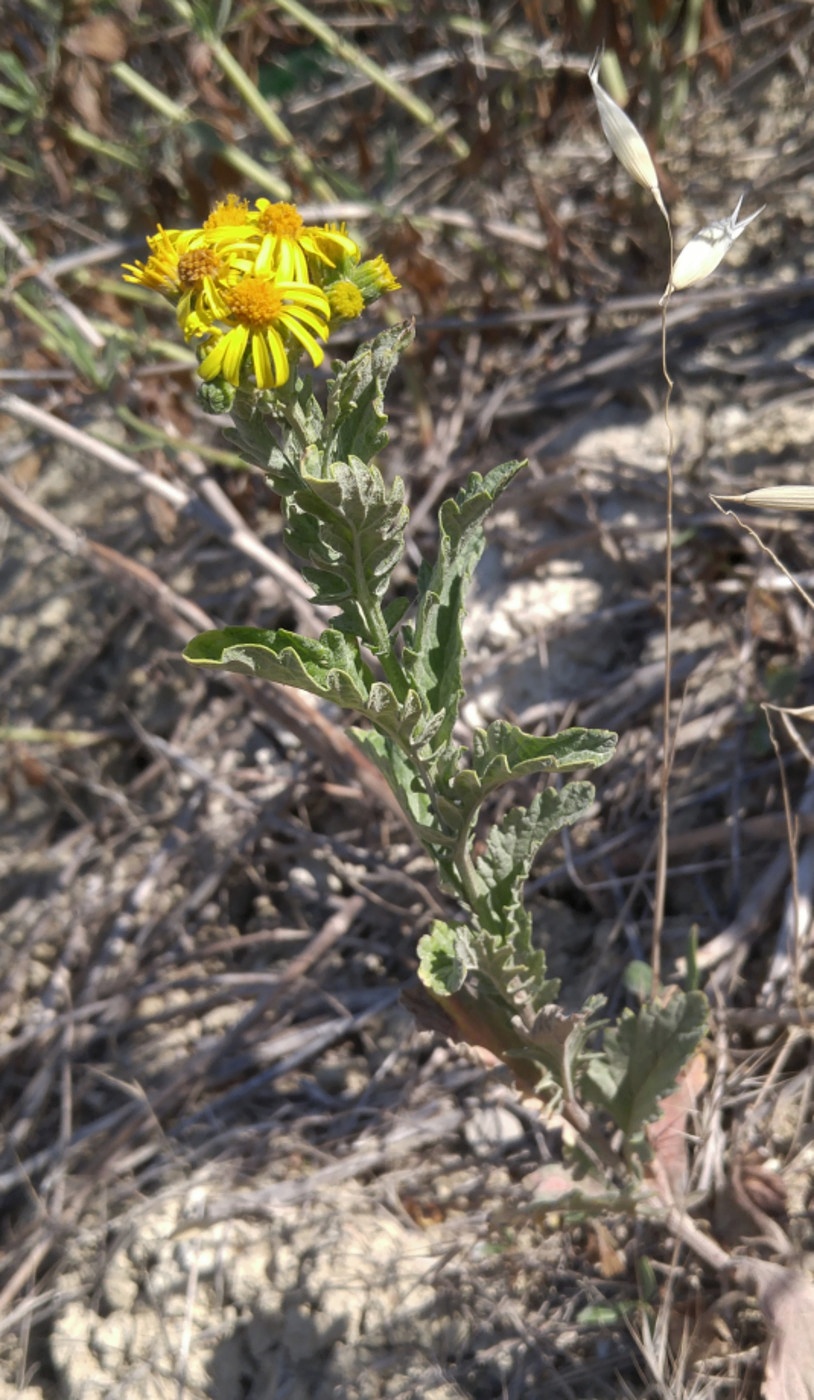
451 819 486 916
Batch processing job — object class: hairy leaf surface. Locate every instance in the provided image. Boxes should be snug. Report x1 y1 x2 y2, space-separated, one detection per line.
184 625 371 709
404 461 526 750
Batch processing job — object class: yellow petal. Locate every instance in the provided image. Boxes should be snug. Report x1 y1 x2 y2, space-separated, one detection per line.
251 330 276 389
222 325 249 385
280 314 324 366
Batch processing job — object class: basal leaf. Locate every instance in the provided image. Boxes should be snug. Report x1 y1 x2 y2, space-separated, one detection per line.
183 625 371 709
417 919 476 996
512 997 606 1089
582 992 709 1146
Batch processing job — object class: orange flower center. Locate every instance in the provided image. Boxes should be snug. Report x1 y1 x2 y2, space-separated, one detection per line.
203 194 250 230
257 202 303 238
177 248 221 287
223 277 284 327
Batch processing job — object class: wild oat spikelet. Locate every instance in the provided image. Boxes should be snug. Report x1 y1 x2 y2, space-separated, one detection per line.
588 50 669 225
664 195 765 298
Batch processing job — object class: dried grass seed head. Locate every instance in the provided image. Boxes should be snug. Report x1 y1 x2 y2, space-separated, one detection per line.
666 194 765 296
588 50 669 224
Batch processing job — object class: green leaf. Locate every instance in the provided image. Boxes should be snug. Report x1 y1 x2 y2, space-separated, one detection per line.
513 997 606 1089
582 992 709 1145
285 458 408 644
474 722 615 791
349 729 454 861
404 460 526 750
226 377 325 492
383 595 412 632
183 625 371 709
0 52 40 113
323 322 414 467
365 683 444 750
417 919 476 996
258 46 329 100
476 783 596 937
577 1301 641 1327
623 960 652 1002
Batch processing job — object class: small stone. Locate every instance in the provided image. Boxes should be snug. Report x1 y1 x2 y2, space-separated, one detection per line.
102 1258 139 1311
463 1104 526 1157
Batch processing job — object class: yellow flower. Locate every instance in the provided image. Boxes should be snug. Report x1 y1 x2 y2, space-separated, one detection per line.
325 255 400 324
175 246 235 335
198 275 330 389
123 197 400 391
197 198 360 281
123 225 235 333
201 193 251 232
354 254 400 299
253 202 360 281
122 225 192 298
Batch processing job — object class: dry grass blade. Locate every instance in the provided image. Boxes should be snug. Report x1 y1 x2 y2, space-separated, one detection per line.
0 391 325 630
109 59 292 197
268 0 470 160
0 214 104 349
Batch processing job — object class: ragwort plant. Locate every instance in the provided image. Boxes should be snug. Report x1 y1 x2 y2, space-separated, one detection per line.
124 70 762 1210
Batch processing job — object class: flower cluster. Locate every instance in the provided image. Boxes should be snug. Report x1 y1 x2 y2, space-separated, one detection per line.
123 195 400 392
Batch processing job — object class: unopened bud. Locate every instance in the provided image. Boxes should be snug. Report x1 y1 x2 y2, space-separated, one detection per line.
197 378 236 415
588 50 668 224
664 195 765 297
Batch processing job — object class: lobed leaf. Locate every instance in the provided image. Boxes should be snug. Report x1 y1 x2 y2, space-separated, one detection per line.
513 997 606 1088
450 722 616 808
417 919 476 996
476 782 597 938
404 460 526 750
285 458 408 644
582 991 709 1151
349 728 455 868
183 625 371 709
226 379 324 491
323 321 414 467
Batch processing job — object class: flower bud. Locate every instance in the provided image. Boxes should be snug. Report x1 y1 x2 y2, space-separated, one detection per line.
665 195 765 296
325 255 401 325
197 378 236 415
327 279 366 323
588 51 668 223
